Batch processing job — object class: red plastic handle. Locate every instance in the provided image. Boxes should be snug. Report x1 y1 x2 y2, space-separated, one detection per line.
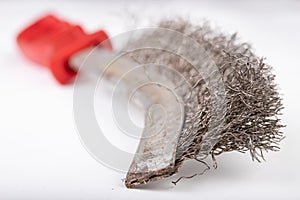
17 15 110 84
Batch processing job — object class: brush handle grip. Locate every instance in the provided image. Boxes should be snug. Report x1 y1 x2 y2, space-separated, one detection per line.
17 14 110 84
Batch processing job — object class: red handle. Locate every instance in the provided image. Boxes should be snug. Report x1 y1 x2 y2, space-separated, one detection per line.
17 14 110 84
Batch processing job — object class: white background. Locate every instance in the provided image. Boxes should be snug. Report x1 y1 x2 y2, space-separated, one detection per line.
0 0 300 199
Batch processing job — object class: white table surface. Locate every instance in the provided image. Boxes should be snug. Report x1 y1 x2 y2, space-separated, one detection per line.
0 0 299 199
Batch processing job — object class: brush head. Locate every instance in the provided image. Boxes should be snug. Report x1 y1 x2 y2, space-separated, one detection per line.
125 19 284 187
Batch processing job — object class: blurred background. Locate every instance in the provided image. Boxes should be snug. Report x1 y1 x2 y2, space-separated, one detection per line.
0 0 299 199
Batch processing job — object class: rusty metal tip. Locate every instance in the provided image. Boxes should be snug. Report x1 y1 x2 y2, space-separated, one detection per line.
125 166 176 188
